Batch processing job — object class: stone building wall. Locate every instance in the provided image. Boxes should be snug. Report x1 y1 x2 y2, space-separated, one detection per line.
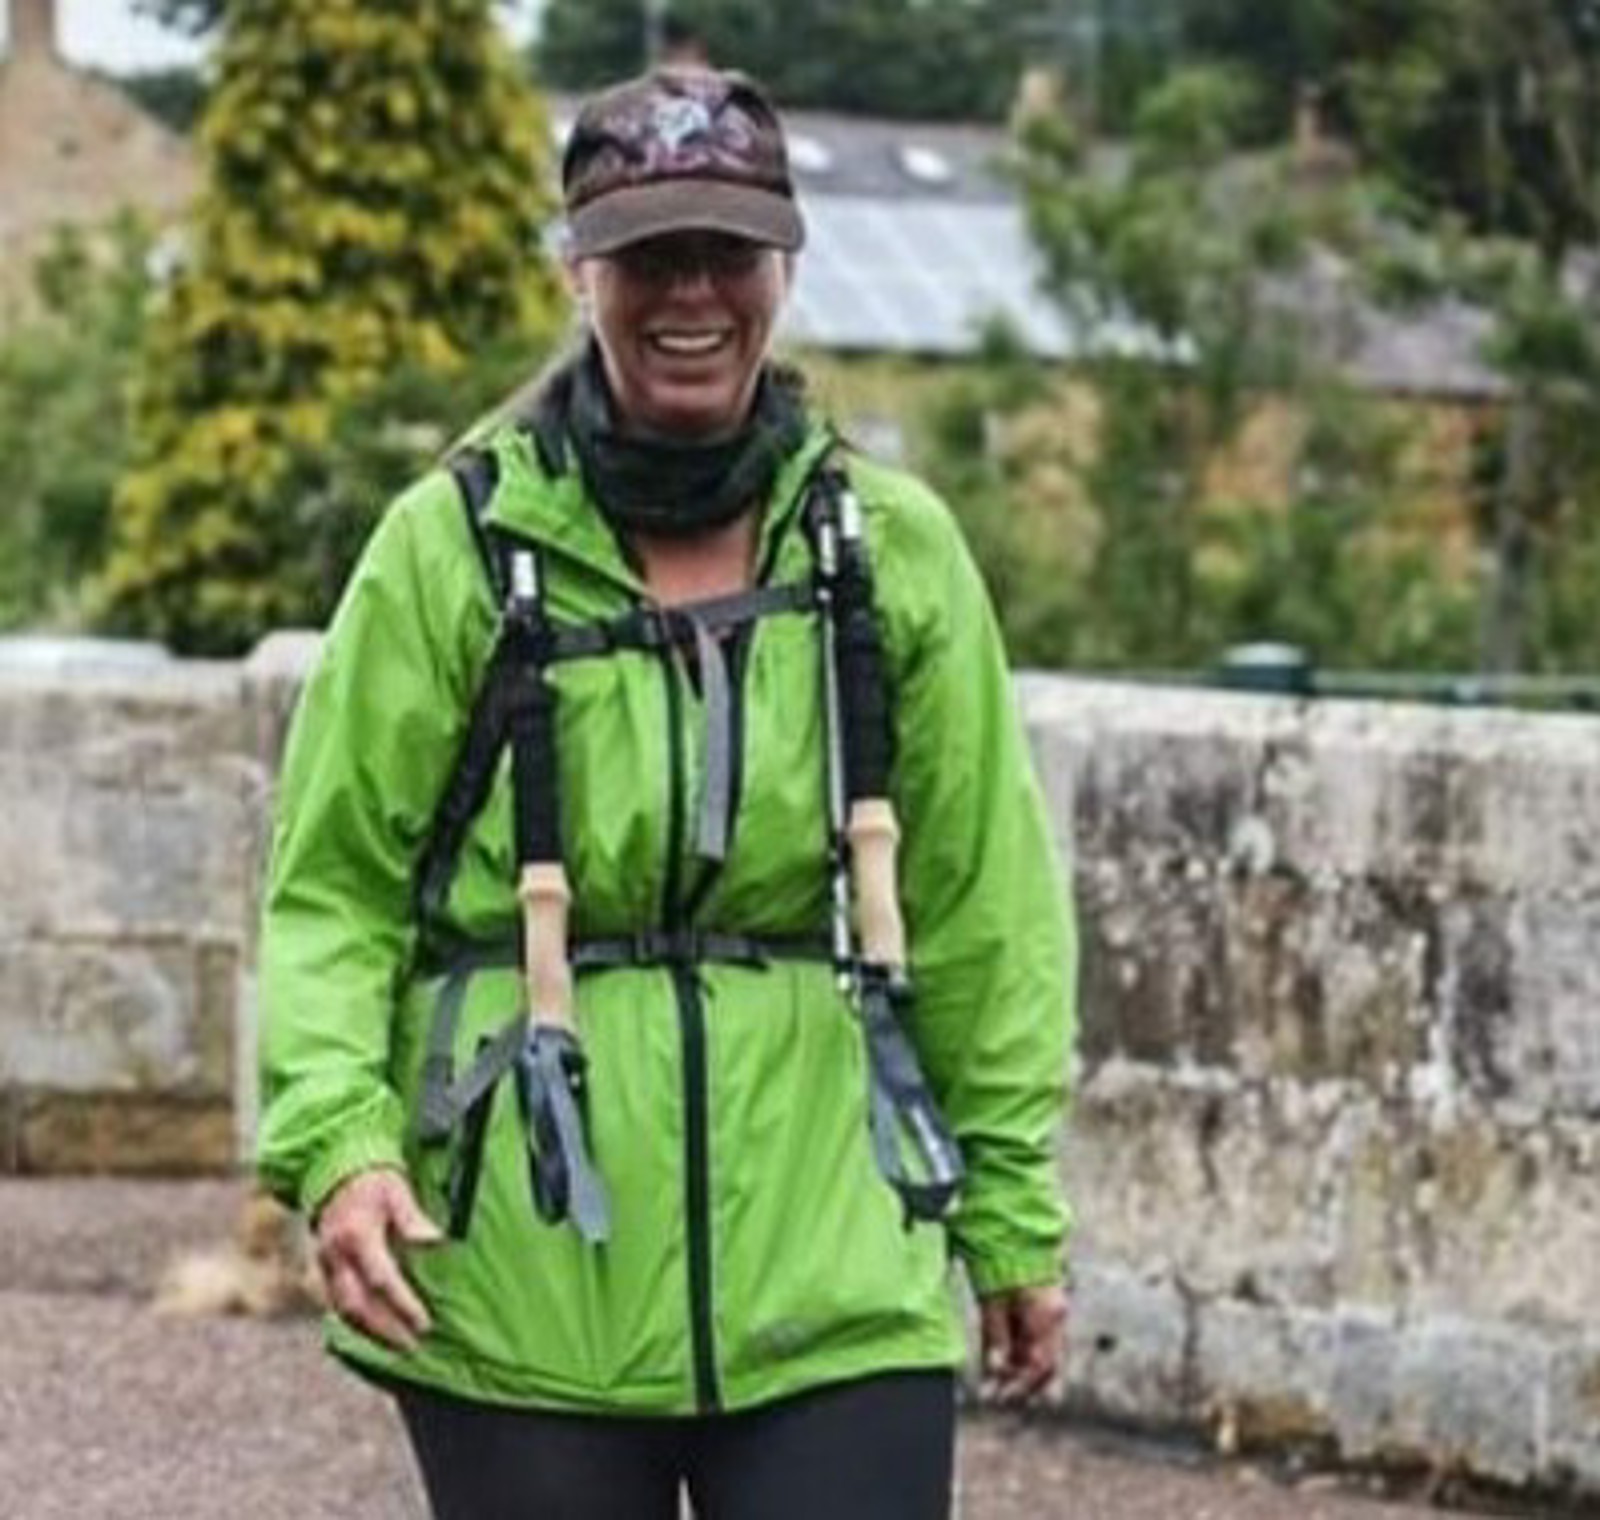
2 648 1596 1498
0 0 198 315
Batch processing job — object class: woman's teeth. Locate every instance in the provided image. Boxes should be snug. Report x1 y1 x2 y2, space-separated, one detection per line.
649 332 730 355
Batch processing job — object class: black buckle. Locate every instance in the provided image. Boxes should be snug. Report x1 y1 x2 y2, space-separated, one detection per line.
620 606 675 652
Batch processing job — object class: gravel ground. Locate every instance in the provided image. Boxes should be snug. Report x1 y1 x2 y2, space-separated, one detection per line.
0 1179 1467 1520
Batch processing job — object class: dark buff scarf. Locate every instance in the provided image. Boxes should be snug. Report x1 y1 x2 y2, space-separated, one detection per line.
548 344 809 539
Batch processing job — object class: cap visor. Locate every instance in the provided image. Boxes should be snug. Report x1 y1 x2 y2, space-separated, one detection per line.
567 180 805 258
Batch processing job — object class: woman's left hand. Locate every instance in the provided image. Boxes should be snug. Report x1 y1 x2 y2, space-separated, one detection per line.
978 1282 1068 1404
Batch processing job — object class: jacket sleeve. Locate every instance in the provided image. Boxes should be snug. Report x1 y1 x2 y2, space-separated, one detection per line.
255 473 480 1217
877 473 1077 1298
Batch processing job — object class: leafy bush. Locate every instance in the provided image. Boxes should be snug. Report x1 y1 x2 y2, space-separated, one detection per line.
100 0 567 654
0 219 154 631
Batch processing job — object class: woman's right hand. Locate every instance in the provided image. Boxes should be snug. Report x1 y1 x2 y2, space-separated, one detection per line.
315 1167 443 1352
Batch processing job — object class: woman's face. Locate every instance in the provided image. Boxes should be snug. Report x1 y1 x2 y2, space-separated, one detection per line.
570 231 790 438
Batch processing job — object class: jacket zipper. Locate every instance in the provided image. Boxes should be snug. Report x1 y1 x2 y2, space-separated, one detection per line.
654 465 829 1411
659 649 721 1411
673 961 720 1410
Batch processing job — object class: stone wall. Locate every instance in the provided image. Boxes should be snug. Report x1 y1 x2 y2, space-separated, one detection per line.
3 647 1597 1498
0 640 305 1171
1023 675 1600 1503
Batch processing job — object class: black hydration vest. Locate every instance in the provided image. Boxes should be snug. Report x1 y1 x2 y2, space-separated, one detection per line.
410 435 963 1242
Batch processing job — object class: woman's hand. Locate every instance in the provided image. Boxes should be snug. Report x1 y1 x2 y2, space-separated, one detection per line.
978 1282 1068 1404
315 1168 443 1352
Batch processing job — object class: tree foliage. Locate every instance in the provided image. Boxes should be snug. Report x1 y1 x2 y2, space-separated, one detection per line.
973 3 1600 677
906 66 1491 673
0 221 154 631
101 0 565 654
1320 0 1600 670
536 0 1057 120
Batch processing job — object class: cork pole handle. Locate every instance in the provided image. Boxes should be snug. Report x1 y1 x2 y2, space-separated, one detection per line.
518 861 573 1032
848 798 905 973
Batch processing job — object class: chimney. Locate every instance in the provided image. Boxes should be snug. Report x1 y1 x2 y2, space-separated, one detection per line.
1011 65 1065 133
1291 82 1355 185
657 16 711 70
10 0 59 61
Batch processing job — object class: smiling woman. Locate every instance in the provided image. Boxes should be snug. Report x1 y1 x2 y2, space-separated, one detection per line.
256 62 1075 1520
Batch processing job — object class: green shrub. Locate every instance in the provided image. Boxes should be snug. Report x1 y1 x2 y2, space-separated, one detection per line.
100 0 566 654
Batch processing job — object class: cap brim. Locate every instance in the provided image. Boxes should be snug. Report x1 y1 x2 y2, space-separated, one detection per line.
566 180 805 259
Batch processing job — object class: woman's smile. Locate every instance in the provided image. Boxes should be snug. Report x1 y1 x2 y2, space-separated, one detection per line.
572 231 790 436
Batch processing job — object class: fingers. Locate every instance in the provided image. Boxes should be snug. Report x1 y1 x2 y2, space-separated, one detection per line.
390 1187 446 1248
352 1227 433 1342
325 1258 423 1352
978 1285 1068 1406
978 1297 1015 1400
316 1170 439 1353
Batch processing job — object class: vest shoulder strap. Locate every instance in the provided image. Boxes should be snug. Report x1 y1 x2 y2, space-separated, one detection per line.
446 445 511 603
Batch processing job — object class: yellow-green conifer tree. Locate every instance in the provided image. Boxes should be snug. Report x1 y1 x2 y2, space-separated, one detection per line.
102 0 564 652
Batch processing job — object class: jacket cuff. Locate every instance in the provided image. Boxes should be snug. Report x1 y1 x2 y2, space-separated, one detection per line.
963 1246 1066 1299
297 1127 408 1221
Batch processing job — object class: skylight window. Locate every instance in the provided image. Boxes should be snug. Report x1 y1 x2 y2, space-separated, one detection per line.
897 144 954 186
789 134 835 175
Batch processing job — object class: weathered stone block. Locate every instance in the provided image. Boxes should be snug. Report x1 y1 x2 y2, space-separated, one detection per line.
1020 677 1298 867
1385 1319 1548 1485
0 937 233 1097
0 666 255 941
1061 1259 1191 1425
1545 1335 1600 1496
1409 1114 1600 1326
11 1090 234 1174
1193 1298 1347 1448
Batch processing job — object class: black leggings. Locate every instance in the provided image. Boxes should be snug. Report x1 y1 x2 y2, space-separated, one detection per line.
394 1370 955 1520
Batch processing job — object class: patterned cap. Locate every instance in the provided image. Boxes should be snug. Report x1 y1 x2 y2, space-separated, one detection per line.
562 69 805 259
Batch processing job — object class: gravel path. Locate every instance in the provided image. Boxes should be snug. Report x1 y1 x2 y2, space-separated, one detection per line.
0 1179 1465 1520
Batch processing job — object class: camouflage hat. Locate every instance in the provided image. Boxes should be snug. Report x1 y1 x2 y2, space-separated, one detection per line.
562 68 806 259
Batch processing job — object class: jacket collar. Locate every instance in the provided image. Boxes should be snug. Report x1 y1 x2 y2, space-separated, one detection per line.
482 416 837 598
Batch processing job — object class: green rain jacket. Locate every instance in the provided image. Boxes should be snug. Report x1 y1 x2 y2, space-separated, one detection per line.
257 407 1075 1415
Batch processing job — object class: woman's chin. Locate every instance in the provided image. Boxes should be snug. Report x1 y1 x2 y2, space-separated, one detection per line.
632 379 750 439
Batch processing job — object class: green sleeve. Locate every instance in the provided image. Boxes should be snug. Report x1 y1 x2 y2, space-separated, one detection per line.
255 473 479 1217
877 473 1077 1298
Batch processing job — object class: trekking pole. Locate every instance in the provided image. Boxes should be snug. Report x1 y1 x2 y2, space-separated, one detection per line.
507 548 611 1245
813 505 856 991
814 477 964 1223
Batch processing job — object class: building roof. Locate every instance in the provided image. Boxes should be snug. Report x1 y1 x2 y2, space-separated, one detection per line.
785 196 1077 358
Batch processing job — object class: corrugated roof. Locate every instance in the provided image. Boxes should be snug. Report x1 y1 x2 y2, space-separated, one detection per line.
776 107 1018 202
782 195 1077 357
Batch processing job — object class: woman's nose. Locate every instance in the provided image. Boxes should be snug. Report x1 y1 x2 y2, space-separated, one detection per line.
663 261 717 297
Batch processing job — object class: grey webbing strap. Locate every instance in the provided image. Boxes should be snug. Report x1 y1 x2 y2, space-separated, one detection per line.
419 1000 525 1145
671 578 814 638
418 964 477 1142
419 930 831 1140
690 616 734 865
546 580 812 663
